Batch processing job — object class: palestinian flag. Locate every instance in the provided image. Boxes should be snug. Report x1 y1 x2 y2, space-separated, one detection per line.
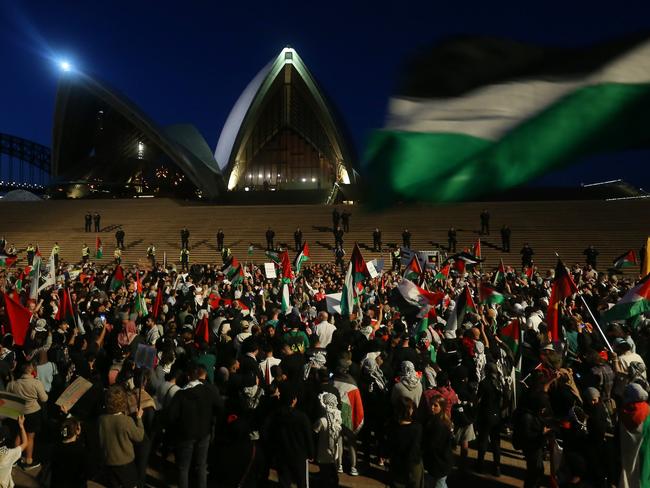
479 282 505 305
110 265 125 291
280 250 294 282
265 250 281 264
135 272 148 317
29 257 41 301
55 288 76 325
403 255 423 282
500 318 521 355
546 260 579 342
294 242 310 275
340 261 355 316
435 264 450 280
493 259 506 285
613 250 638 269
195 316 210 343
350 243 370 291
397 278 444 308
152 287 163 319
417 306 438 339
2 292 31 346
445 286 477 333
223 257 244 285
523 266 534 281
0 254 17 268
602 273 650 323
95 237 103 259
472 239 482 261
364 35 650 205
281 281 291 314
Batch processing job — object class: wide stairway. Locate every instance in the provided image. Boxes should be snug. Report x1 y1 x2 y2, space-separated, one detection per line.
0 198 647 273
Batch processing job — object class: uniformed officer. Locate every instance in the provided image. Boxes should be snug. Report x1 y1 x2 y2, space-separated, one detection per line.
147 243 156 267
266 227 275 251
372 228 382 252
448 227 457 253
216 229 225 251
402 229 411 249
294 228 303 251
26 243 35 266
114 247 122 265
81 244 90 264
180 247 190 272
334 246 346 272
52 242 60 268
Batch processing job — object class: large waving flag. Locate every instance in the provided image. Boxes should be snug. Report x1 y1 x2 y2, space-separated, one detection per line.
602 274 650 324
500 317 521 355
479 282 505 305
546 260 579 342
0 254 17 268
364 35 650 205
613 250 638 269
294 243 310 275
341 244 371 315
110 265 125 291
280 250 294 282
396 278 443 308
403 255 423 282
2 292 31 346
445 286 477 333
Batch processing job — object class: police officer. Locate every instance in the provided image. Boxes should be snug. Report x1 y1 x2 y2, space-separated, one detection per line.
334 246 346 272
402 229 411 249
521 243 534 267
115 228 125 250
52 242 60 269
500 225 511 252
114 247 122 265
334 226 344 250
180 227 190 249
341 211 351 233
266 227 275 251
372 228 382 252
84 212 92 232
480 209 490 235
180 247 190 272
332 208 340 229
583 245 599 269
147 243 156 267
448 227 457 253
26 243 35 266
81 244 90 264
294 228 303 251
93 212 101 232
216 229 225 251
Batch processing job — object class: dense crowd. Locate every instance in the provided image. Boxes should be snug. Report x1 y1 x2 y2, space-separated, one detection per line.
0 235 648 488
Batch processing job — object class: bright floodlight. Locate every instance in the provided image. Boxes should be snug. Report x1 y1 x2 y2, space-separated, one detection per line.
59 61 71 72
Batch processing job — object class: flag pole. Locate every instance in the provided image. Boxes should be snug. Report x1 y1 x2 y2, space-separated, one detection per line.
554 252 613 353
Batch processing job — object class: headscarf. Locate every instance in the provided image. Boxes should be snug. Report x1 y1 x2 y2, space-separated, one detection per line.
319 392 342 451
399 361 420 391
303 351 327 380
361 352 386 392
118 320 138 347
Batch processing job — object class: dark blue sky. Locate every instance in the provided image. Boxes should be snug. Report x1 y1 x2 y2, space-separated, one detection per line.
1 0 649 189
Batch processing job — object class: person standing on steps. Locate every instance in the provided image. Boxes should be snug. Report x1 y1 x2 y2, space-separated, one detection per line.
26 243 35 266
93 212 101 232
521 243 534 268
335 246 346 272
480 209 490 235
147 243 156 268
341 210 351 233
332 208 340 230
402 229 411 249
501 225 511 252
448 227 457 253
294 228 303 251
84 212 92 232
216 229 225 251
52 242 60 269
81 243 90 264
373 228 382 252
392 246 401 272
583 244 599 269
180 247 190 272
115 228 125 250
334 226 344 250
114 247 122 265
266 227 275 251
181 227 190 250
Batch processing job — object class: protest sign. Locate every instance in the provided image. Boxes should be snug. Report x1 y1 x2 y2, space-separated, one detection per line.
0 392 26 419
264 263 277 279
55 377 92 412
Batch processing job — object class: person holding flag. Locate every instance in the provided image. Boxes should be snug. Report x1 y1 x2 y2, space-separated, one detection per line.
96 236 103 260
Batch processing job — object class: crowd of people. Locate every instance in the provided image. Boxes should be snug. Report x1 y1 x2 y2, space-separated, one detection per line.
0 226 648 488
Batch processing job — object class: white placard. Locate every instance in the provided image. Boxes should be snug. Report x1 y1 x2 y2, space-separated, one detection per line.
366 260 378 279
325 292 342 314
264 263 276 279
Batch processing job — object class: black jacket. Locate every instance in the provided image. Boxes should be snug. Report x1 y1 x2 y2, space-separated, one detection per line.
423 416 454 478
168 382 222 441
264 406 314 464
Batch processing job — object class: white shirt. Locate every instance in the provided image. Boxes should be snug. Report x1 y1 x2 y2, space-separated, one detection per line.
259 356 282 383
314 321 337 348
526 311 544 332
0 446 21 488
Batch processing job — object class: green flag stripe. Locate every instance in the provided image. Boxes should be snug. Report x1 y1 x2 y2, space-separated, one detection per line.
364 82 650 205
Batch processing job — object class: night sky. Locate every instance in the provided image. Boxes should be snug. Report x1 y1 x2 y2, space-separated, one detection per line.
2 0 650 189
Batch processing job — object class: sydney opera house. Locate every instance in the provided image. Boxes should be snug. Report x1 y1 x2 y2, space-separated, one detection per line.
50 48 358 202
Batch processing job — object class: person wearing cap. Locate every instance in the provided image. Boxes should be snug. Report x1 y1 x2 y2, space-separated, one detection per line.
7 362 48 470
618 382 650 488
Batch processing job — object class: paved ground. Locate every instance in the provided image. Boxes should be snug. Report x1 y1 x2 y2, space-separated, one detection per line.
13 436 544 487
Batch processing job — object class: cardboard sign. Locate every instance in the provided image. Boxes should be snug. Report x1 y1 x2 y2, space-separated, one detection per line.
126 389 156 414
0 391 27 419
55 377 93 412
264 263 277 279
134 343 157 370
